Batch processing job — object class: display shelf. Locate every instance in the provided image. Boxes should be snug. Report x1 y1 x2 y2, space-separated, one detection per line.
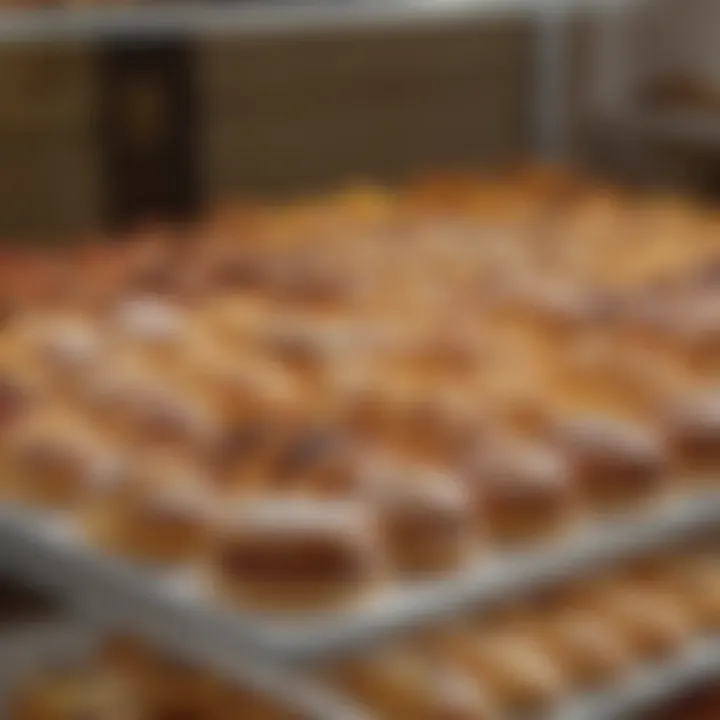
557 638 720 720
0 0 620 43
0 493 716 670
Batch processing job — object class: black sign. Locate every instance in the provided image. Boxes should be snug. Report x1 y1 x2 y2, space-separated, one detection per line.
97 38 200 231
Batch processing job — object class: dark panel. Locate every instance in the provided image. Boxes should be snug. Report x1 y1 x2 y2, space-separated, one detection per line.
98 38 200 231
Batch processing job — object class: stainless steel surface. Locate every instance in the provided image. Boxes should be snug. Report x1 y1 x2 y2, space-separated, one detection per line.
0 0 623 43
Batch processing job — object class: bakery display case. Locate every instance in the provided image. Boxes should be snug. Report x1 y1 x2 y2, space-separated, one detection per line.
0 1 717 718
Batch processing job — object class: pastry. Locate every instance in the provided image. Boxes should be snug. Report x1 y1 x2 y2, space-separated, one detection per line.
334 649 498 719
210 498 382 611
664 391 720 484
10 668 137 720
86 455 213 565
368 460 475 576
538 610 634 688
466 439 578 544
573 581 694 660
556 416 668 511
440 630 566 714
1 408 119 507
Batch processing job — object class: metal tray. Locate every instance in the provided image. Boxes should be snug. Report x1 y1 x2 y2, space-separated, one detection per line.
0 492 716 671
0 618 366 720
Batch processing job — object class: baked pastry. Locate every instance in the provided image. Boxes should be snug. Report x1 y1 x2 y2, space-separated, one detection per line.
440 630 566 714
82 361 220 455
368 460 475 576
261 425 360 498
466 439 578 544
555 416 668 511
573 581 694 660
538 610 634 688
1 408 120 507
664 391 720 484
334 649 498 719
210 499 382 611
10 668 137 720
86 455 213 565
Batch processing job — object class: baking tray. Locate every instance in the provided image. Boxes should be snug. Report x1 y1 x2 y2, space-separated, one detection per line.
0 492 716 671
1 622 716 720
556 638 720 720
0 618 367 720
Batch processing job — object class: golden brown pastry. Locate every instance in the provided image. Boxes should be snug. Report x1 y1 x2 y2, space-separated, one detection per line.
334 649 498 720
556 416 668 512
10 668 138 720
537 610 635 688
571 580 694 660
1 408 119 507
466 439 578 544
664 392 720 484
86 455 213 565
210 499 382 611
439 630 566 714
368 460 475 576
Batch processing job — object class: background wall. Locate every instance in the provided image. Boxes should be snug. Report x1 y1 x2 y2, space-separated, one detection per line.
0 8 675 238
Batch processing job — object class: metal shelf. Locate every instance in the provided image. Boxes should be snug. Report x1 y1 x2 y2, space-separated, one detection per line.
0 492 716 670
0 0 620 43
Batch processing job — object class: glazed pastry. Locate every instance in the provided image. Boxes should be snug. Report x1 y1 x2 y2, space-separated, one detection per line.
664 391 720 484
86 455 213 564
538 610 634 688
368 460 475 576
466 439 578 544
1 408 119 507
83 363 220 454
556 416 668 511
262 425 360 498
574 581 694 660
334 649 498 719
210 499 382 611
10 668 138 720
440 630 566 714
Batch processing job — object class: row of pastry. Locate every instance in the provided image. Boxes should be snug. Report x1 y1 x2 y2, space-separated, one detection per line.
0 172 717 611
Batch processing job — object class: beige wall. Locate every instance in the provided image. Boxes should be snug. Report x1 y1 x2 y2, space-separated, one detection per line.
199 18 534 200
0 44 100 238
0 14 598 237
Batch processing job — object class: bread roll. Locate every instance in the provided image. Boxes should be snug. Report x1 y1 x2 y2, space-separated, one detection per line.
556 417 668 511
369 461 475 576
335 650 498 720
2 408 119 507
574 581 694 660
10 668 138 720
210 499 382 611
665 392 720 483
440 631 566 714
467 439 578 544
538 611 634 688
86 456 212 565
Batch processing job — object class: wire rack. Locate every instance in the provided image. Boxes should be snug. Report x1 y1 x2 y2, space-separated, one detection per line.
0 492 716 670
